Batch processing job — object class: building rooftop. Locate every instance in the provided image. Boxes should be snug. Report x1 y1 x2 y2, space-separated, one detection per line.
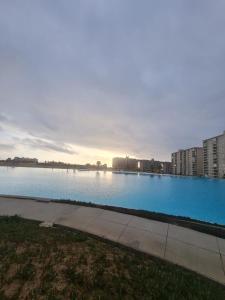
203 131 225 142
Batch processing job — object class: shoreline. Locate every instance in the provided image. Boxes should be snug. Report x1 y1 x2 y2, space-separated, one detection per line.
1 164 224 180
1 194 225 239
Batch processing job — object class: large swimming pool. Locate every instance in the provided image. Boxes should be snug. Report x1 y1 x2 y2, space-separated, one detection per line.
0 167 225 225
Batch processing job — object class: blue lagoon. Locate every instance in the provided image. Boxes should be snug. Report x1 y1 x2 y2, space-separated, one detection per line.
0 167 225 225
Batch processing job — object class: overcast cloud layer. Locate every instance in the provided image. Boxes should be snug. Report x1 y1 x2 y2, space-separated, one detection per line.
0 0 225 165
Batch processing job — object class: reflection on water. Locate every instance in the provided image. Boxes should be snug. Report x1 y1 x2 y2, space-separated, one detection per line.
0 167 225 225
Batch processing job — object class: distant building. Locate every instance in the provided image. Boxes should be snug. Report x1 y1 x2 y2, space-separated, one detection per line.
6 157 38 164
112 156 137 171
102 164 107 170
172 147 203 176
161 161 172 174
139 159 161 173
96 161 101 169
112 157 125 170
112 156 163 173
171 150 185 175
203 131 225 178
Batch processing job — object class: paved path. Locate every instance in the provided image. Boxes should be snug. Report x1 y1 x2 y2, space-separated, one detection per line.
0 196 225 285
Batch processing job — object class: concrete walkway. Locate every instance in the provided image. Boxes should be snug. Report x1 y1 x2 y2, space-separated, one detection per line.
0 196 225 285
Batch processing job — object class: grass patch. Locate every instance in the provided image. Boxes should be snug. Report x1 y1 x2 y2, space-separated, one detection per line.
0 216 224 299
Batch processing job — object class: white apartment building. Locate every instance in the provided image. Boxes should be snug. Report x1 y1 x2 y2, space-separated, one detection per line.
172 147 203 176
203 131 225 178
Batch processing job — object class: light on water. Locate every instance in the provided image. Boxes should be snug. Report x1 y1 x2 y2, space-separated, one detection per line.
0 167 225 225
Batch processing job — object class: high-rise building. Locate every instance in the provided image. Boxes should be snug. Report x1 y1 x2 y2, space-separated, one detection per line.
172 147 203 176
112 157 163 173
171 150 185 175
112 156 137 171
139 159 161 173
161 161 172 174
185 147 204 176
203 131 225 178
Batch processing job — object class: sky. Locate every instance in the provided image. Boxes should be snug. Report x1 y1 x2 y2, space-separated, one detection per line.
0 0 225 166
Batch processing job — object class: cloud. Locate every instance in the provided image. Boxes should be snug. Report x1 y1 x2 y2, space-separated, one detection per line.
22 138 77 155
0 113 10 123
0 143 15 151
0 1 225 162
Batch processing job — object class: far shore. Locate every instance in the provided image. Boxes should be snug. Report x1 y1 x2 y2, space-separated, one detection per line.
0 164 213 179
0 162 108 171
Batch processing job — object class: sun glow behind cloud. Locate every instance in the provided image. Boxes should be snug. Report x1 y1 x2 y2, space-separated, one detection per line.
0 115 121 166
0 1 225 164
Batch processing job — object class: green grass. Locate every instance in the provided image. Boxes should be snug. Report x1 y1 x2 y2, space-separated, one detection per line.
0 216 224 300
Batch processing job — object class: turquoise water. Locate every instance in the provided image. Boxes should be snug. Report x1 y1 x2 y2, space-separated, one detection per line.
0 167 225 225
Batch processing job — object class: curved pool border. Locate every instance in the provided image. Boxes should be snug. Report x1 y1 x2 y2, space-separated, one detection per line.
1 194 225 239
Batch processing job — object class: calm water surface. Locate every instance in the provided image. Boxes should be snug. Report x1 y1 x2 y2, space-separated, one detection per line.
0 167 225 225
